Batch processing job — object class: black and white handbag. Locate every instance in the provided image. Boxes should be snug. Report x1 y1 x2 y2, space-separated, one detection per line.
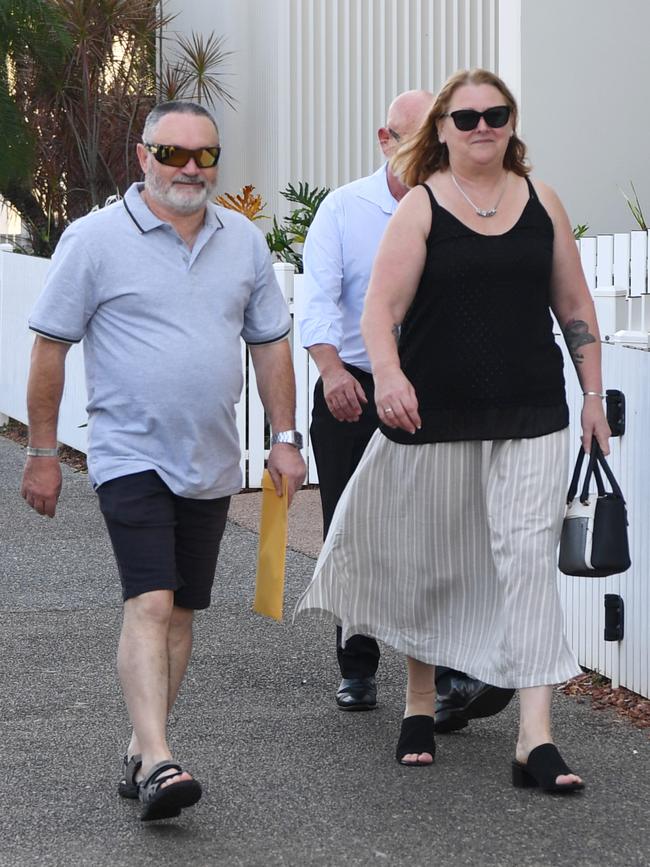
558 440 631 578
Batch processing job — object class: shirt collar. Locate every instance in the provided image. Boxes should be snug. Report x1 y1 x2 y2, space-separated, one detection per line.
122 183 164 233
122 182 224 234
203 201 224 232
356 164 397 215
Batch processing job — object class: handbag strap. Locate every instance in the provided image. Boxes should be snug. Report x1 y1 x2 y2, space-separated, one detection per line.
594 442 625 499
591 461 606 497
567 446 587 503
578 438 624 503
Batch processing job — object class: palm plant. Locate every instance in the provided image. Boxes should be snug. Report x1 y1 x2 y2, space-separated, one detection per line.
170 32 236 109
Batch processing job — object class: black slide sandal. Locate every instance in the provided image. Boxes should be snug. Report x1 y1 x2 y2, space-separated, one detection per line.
512 743 585 793
395 715 436 766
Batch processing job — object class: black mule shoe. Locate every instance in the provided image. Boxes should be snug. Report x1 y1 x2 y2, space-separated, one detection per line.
336 676 377 711
395 715 435 767
512 743 585 793
434 676 515 733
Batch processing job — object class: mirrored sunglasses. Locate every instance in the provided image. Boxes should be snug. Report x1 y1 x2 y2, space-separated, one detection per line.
144 143 221 168
443 105 511 132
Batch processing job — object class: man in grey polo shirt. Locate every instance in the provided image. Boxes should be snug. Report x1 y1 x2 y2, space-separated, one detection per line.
21 101 305 821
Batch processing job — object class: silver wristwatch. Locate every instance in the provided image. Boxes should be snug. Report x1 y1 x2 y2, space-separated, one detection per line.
26 446 59 457
271 430 303 449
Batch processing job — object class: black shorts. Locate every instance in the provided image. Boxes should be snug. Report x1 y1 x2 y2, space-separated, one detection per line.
96 470 230 609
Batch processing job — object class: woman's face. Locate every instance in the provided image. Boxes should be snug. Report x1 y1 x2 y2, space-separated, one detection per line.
438 83 514 168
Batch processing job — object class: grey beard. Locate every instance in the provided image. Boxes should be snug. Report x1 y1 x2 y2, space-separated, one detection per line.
145 173 218 215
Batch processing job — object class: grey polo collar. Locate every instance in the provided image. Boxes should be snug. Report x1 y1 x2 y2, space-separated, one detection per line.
122 182 224 234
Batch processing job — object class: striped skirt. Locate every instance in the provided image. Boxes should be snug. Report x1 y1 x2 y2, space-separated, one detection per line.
295 428 580 689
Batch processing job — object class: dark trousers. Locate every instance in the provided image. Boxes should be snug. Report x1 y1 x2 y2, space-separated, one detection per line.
310 365 463 689
310 365 381 678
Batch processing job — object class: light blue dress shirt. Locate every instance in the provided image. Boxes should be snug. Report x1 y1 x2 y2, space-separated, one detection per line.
299 164 398 373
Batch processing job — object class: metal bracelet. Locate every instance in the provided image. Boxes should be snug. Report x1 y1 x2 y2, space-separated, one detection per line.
582 391 605 399
26 446 59 457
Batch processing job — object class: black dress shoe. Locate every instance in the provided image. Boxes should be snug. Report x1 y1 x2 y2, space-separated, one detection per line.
336 676 377 711
434 674 515 733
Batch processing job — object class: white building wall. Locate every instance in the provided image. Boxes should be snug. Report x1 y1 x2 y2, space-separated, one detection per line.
161 0 499 219
163 0 650 235
517 0 650 235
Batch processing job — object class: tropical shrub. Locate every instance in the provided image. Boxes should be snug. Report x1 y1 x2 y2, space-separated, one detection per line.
265 183 329 273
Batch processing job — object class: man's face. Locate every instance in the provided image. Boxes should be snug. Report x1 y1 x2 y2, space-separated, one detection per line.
137 113 220 215
378 94 433 159
379 126 403 160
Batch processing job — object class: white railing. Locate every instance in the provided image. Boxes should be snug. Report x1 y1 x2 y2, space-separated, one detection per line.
578 231 650 342
1 243 649 699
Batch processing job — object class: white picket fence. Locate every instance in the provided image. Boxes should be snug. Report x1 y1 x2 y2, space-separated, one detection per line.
1 243 649 699
559 341 650 698
577 230 650 341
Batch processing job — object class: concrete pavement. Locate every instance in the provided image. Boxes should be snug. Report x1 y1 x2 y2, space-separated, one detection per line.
1 436 649 867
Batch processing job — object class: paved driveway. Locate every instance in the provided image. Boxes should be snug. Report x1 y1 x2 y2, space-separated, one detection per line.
1 437 648 866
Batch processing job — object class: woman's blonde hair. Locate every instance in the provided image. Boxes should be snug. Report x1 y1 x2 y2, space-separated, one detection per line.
392 68 530 187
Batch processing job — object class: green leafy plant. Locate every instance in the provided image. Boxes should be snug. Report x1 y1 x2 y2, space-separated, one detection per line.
620 182 648 231
572 223 589 240
265 183 329 273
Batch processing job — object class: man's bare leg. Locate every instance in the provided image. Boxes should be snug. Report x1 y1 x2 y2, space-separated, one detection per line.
118 590 193 787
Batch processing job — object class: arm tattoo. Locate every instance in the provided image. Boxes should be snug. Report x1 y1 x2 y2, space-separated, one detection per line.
563 318 596 364
391 323 400 344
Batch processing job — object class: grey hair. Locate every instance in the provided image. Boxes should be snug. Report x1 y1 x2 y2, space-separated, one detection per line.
142 101 219 142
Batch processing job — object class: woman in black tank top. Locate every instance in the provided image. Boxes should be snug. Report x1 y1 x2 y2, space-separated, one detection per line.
360 70 610 791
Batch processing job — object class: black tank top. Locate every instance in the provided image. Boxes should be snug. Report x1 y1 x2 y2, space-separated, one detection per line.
382 177 568 444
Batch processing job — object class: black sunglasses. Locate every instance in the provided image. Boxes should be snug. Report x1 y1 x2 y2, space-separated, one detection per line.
442 105 511 132
143 142 221 168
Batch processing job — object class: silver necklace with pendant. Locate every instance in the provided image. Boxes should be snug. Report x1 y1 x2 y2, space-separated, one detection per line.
451 172 508 218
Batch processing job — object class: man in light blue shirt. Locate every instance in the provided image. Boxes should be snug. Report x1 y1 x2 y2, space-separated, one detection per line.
300 90 433 711
21 101 305 821
300 90 514 730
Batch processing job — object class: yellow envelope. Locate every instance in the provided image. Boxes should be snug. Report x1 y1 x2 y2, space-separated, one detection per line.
253 469 288 620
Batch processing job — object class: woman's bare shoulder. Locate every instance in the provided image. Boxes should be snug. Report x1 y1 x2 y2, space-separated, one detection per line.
398 181 435 217
528 176 563 213
529 176 574 243
391 183 434 239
